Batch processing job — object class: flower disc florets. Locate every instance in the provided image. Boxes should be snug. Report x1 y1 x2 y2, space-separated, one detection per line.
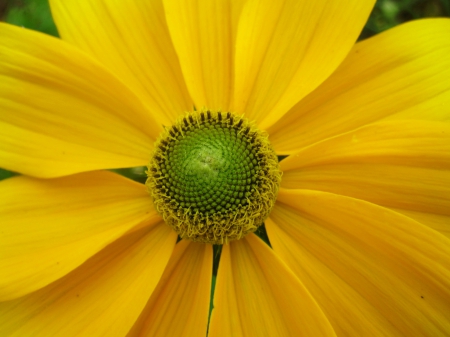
146 110 281 244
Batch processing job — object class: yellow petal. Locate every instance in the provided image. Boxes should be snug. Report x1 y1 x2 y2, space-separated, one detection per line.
127 241 212 337
0 223 177 337
208 234 336 337
162 0 245 111
268 189 450 336
49 0 192 124
0 171 162 301
389 208 450 240
280 121 450 234
233 0 374 129
0 23 160 178
281 120 450 171
269 19 450 154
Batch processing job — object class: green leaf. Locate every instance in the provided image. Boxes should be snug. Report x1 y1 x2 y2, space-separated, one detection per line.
0 168 17 181
5 0 59 37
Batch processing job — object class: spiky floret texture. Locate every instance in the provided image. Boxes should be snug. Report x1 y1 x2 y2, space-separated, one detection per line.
146 110 281 244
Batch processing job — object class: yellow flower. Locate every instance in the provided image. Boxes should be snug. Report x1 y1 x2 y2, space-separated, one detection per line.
1 0 450 336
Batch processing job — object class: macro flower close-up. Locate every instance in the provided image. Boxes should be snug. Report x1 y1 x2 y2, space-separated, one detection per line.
1 0 450 336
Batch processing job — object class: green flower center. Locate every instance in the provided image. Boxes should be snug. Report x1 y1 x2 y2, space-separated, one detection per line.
146 110 281 244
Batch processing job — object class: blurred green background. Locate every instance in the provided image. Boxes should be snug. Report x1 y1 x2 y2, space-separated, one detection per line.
0 0 449 181
1 0 58 36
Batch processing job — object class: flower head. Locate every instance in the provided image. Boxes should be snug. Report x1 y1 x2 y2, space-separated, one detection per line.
1 0 450 336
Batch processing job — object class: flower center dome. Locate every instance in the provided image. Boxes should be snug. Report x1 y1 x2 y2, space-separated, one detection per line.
146 110 281 244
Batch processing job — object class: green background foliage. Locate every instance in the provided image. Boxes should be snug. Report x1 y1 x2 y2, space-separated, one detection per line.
1 0 58 36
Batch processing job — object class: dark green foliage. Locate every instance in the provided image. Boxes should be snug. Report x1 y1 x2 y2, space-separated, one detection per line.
2 0 58 36
360 0 450 40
